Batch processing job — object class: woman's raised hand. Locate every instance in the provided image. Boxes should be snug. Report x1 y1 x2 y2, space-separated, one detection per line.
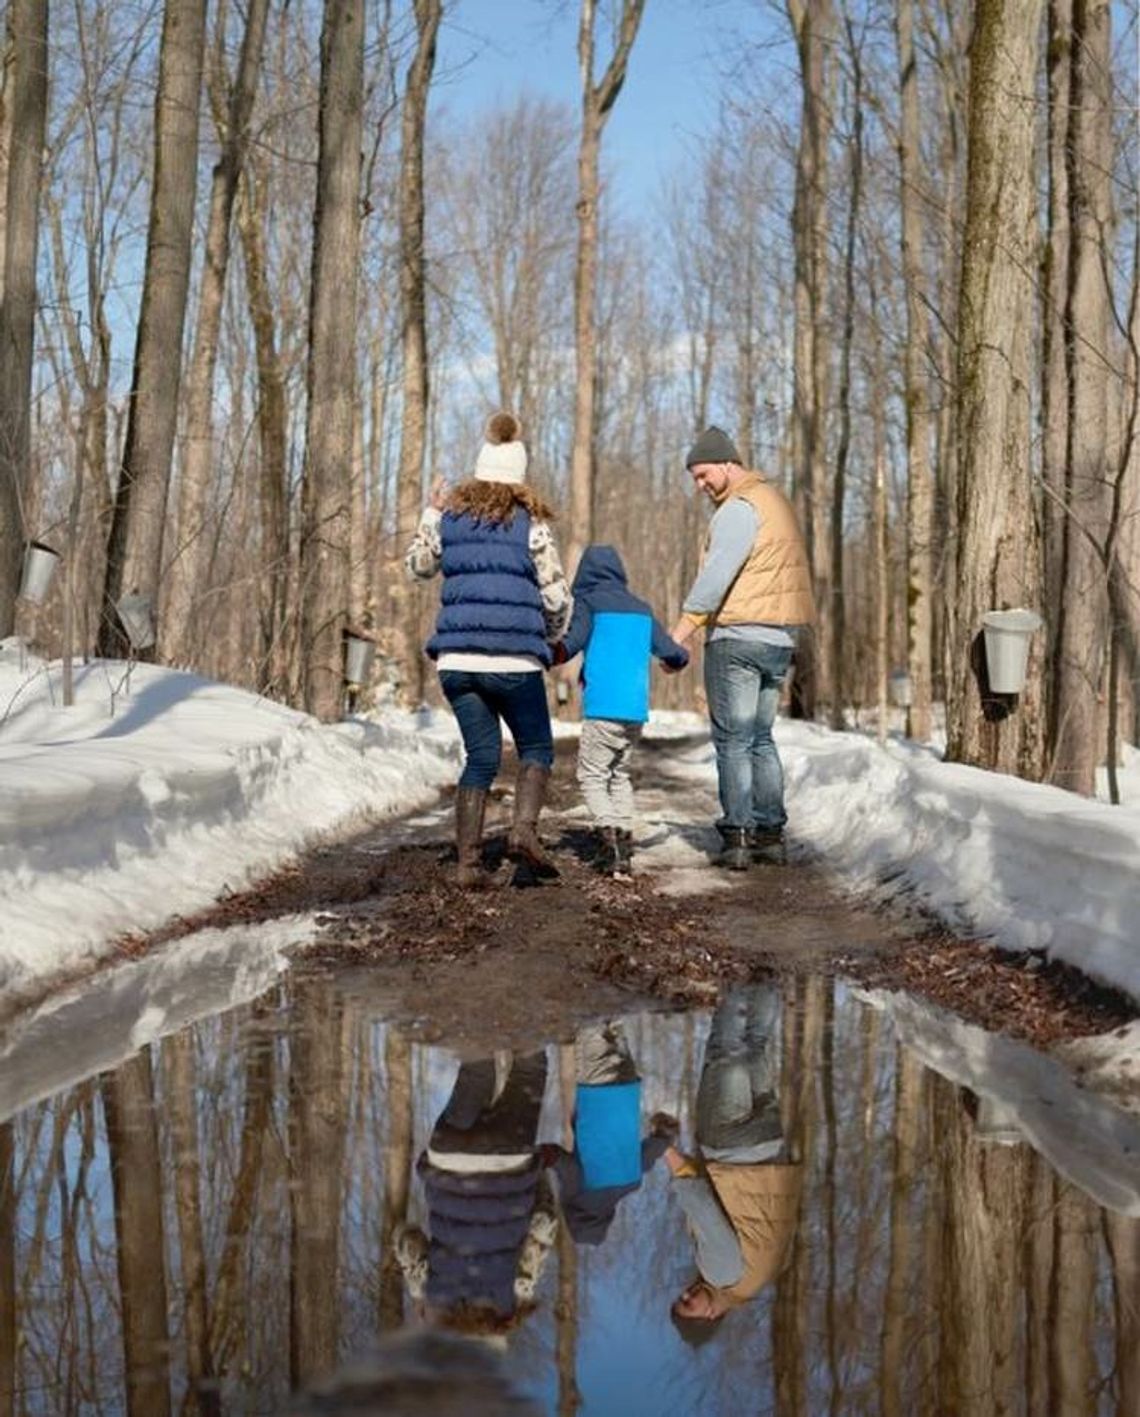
428 475 447 511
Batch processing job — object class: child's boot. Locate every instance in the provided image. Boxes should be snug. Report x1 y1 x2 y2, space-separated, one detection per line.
615 829 634 880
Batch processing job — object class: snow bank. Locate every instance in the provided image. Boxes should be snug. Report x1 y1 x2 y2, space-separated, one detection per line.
0 646 458 1004
654 721 1140 1002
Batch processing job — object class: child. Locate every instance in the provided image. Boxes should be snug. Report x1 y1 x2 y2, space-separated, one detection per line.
558 545 688 877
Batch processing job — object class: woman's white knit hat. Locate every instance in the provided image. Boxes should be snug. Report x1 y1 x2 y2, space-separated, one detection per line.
475 412 527 485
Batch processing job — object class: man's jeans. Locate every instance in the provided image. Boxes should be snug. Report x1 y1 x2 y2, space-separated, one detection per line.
696 985 784 1160
703 637 794 832
439 670 553 788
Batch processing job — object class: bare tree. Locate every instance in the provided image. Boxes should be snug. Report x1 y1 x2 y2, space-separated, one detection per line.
163 0 270 665
567 0 646 572
897 0 934 741
297 0 364 719
97 0 209 659
0 0 49 638
0 1123 13 1414
787 0 832 720
1048 0 1114 794
945 0 1046 776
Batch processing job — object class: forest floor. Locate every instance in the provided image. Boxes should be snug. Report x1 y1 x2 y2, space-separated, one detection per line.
119 737 1137 1053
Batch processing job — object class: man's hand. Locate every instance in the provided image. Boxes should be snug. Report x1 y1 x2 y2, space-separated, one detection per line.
670 618 694 647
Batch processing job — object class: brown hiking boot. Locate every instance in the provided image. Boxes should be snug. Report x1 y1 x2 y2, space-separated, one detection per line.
454 787 488 888
507 762 560 879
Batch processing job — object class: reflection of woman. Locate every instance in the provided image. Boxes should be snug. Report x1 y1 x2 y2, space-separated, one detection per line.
396 1052 556 1336
668 986 802 1335
405 413 572 887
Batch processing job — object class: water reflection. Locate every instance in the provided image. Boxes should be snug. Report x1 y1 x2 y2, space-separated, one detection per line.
2 972 1138 1415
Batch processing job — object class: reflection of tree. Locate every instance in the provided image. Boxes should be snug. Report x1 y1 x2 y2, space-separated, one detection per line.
881 1048 922 1417
210 1001 276 1373
378 1028 412 1331
101 1049 172 1416
1107 1212 1140 1414
936 1085 1028 1417
1 1123 14 1417
556 1044 580 1417
1049 1180 1097 1415
162 1032 216 1411
288 977 349 1386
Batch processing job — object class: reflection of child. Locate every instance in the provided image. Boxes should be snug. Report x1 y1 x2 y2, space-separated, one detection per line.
668 987 802 1336
396 1052 557 1335
545 1021 677 1246
557 545 688 879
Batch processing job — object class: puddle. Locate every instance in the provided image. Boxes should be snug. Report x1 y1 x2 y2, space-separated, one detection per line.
2 971 1139 1415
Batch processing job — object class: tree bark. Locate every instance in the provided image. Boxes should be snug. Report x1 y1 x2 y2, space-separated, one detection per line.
945 0 1046 777
1049 0 1113 794
378 1028 412 1331
0 0 49 639
163 0 270 667
298 0 364 719
897 0 934 742
389 0 441 707
1106 1212 1140 1416
0 1123 13 1417
787 0 832 720
98 0 208 659
567 0 646 574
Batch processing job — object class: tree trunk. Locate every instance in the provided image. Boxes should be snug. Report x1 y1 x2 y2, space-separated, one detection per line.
1049 0 1113 794
829 16 862 732
378 1028 412 1331
1048 1183 1098 1416
0 0 49 639
236 161 290 698
1106 1213 1140 1416
102 1051 172 1417
897 0 934 742
567 0 646 575
98 0 208 659
787 0 832 720
945 0 1046 777
298 0 364 720
0 1123 13 1417
163 0 270 667
389 0 441 707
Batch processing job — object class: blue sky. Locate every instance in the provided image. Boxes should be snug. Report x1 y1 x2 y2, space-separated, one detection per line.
434 0 791 211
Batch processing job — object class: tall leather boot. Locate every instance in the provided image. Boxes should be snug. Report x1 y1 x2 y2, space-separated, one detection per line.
454 787 488 888
507 762 560 879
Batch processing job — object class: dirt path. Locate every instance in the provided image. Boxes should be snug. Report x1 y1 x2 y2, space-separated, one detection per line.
126 736 1135 1051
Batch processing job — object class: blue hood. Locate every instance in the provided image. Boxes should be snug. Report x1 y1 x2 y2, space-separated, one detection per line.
572 545 628 597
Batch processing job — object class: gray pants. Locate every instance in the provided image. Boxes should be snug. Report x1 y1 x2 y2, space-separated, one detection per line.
576 718 643 828
696 985 784 1159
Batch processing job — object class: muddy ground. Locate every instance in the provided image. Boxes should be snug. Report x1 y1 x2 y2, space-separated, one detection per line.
121 736 1137 1052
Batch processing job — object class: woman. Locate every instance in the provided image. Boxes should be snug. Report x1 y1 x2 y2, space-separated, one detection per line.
406 413 572 886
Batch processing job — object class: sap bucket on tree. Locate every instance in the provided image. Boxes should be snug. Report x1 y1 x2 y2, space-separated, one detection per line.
19 542 60 604
116 593 157 651
982 608 1043 695
888 670 912 708
343 630 376 689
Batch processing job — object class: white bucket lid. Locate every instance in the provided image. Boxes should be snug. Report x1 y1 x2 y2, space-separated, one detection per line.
982 608 1043 635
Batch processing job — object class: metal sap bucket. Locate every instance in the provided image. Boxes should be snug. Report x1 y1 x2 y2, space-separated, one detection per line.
116 592 157 651
982 608 1042 694
19 541 60 604
887 670 912 708
343 631 376 687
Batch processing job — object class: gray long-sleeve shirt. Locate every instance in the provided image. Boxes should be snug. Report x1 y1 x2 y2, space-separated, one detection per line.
682 497 794 648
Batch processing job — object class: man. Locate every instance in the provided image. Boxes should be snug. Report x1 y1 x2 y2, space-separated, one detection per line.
666 985 801 1339
670 426 815 870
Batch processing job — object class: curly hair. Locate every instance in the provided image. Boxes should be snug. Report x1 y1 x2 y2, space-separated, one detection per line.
445 479 555 525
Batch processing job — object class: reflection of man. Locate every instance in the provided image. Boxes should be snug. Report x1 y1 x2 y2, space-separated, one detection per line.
670 427 815 870
544 1020 677 1246
668 986 802 1334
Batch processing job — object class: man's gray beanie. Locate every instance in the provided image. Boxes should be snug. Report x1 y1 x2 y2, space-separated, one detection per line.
685 425 741 468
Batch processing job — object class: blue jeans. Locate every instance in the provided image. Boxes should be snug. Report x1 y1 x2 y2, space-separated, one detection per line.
703 637 794 831
696 985 783 1155
439 670 553 789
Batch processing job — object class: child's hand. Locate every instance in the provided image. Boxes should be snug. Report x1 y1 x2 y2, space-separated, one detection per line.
650 1111 679 1140
662 661 683 675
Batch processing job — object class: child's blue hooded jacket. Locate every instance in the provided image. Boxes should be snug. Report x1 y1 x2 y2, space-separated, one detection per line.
561 545 688 722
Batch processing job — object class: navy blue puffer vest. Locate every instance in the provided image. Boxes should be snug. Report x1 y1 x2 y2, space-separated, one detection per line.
426 510 551 665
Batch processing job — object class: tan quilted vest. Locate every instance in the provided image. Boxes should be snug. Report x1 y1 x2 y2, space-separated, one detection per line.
704 473 816 627
705 1160 803 1305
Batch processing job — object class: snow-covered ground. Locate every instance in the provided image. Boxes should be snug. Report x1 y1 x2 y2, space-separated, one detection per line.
2 645 1139 1008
